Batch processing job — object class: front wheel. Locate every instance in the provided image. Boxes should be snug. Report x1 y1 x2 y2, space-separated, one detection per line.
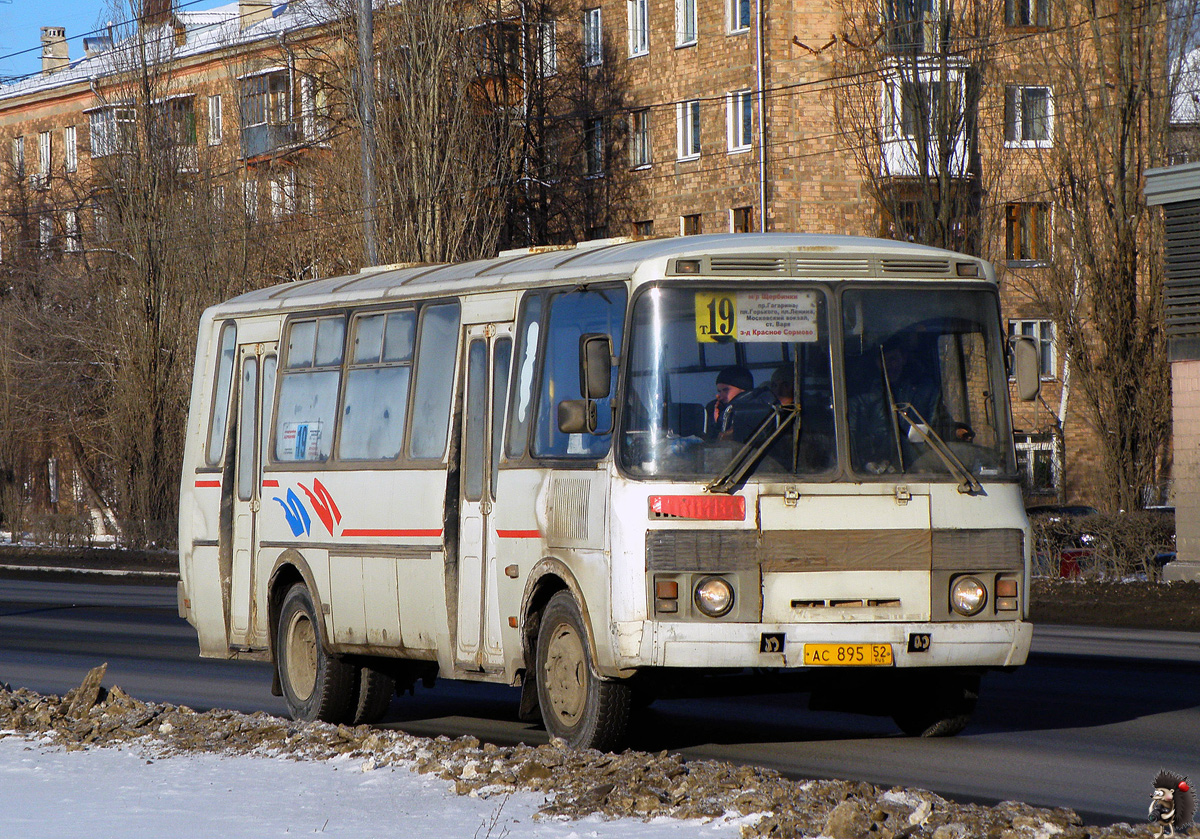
890 670 979 737
535 591 631 751
276 583 358 723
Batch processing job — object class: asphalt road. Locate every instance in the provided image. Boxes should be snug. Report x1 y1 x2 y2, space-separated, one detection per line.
0 577 1196 827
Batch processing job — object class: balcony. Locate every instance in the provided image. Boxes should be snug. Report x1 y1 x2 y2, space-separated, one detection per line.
241 122 296 160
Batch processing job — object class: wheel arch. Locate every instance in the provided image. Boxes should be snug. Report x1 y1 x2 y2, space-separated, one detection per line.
266 549 327 693
519 557 601 675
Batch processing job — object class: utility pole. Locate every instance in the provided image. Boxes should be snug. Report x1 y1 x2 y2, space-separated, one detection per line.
358 0 378 266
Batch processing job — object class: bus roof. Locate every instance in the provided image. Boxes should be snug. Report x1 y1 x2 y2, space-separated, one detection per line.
209 233 992 315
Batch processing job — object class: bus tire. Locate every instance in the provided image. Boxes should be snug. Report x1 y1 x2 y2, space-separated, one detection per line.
891 671 979 738
535 591 631 751
352 666 395 725
276 583 357 724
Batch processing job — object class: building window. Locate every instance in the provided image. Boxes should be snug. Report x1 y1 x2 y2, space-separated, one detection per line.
270 171 297 218
630 108 651 168
1005 0 1049 27
681 213 701 235
1004 86 1052 146
12 136 24 177
64 126 77 173
727 90 753 152
157 96 198 171
883 0 940 54
731 206 753 233
584 118 605 175
243 179 259 220
1014 432 1059 495
38 214 52 250
730 0 751 31
634 219 653 236
677 99 701 159
35 131 51 189
208 94 223 145
93 206 107 239
537 21 557 77
64 210 81 253
1008 319 1056 379
676 0 698 46
628 0 649 56
300 77 332 143
1005 202 1051 265
241 70 293 158
88 106 136 158
583 8 603 67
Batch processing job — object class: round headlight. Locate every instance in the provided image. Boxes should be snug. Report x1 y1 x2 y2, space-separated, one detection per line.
693 576 735 618
950 576 987 616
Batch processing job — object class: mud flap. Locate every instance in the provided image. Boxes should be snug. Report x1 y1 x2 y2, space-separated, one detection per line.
518 671 540 722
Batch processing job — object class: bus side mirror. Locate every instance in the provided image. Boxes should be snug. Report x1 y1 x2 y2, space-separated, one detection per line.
1012 337 1041 402
558 399 598 434
579 333 613 400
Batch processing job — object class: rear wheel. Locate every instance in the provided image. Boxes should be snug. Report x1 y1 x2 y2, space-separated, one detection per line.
276 583 357 723
535 591 631 751
891 670 979 737
352 666 395 725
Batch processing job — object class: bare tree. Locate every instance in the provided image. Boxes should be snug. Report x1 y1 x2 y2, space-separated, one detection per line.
1014 0 1199 511
829 0 1002 254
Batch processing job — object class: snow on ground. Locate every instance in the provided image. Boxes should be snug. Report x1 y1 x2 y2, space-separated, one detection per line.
0 733 754 838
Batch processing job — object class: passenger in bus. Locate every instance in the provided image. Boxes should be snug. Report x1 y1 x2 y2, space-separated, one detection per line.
768 365 794 405
705 365 779 442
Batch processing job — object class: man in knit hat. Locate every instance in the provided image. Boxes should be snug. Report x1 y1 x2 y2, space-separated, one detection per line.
706 365 778 440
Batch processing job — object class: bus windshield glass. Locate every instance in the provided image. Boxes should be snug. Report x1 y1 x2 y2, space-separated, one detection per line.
618 284 1016 482
620 285 836 479
842 287 1015 480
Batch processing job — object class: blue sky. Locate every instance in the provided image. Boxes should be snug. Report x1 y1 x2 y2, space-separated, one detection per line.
0 0 231 83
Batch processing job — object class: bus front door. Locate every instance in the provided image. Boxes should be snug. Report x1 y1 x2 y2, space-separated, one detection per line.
456 324 513 671
229 343 276 648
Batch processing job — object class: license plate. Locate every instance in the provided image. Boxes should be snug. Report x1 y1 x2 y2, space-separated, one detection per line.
803 643 893 666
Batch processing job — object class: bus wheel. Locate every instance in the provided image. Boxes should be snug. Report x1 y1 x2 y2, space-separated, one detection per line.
891 671 979 738
276 583 357 724
535 591 631 751
352 666 395 725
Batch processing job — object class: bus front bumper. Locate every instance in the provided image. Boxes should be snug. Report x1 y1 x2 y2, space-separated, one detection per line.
615 619 1032 671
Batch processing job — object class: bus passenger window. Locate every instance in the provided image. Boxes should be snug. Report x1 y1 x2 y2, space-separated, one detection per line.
506 293 543 460
532 287 626 459
339 310 415 461
275 315 345 462
409 302 461 460
205 321 237 466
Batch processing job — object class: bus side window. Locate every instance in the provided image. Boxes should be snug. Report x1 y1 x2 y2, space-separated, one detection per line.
338 309 415 461
506 293 543 461
409 301 461 460
274 315 345 463
205 321 238 467
532 286 627 459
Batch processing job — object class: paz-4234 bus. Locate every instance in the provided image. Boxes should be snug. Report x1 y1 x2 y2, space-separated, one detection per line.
178 233 1041 749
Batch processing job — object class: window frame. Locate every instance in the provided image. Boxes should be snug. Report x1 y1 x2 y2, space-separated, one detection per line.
584 117 605 176
208 94 223 145
681 213 702 235
1014 431 1059 496
1005 0 1050 28
730 206 753 233
630 108 652 168
675 0 698 47
727 89 753 152
729 0 752 32
583 8 603 67
1004 202 1052 266
1008 319 1056 381
63 125 77 173
628 0 649 56
677 99 701 160
1004 85 1053 148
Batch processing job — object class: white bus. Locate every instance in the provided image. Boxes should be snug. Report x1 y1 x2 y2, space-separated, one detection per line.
179 233 1041 749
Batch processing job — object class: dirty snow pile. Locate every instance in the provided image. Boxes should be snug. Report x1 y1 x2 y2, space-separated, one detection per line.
0 664 1147 839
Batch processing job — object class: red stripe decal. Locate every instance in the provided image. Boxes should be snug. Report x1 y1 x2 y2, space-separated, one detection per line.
649 495 746 521
341 528 443 538
194 480 221 488
262 479 280 488
497 529 541 539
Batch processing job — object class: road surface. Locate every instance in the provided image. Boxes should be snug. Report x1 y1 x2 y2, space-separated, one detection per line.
0 578 1195 826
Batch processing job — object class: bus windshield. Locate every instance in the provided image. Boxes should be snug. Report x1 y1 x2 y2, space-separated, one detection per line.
618 284 1016 482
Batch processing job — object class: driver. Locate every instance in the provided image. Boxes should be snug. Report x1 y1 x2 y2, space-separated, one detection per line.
706 365 778 442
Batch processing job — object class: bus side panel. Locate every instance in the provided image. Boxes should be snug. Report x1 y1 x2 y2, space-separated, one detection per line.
189 544 230 657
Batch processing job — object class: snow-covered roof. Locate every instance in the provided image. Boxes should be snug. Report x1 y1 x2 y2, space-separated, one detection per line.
209 232 992 317
0 1 338 102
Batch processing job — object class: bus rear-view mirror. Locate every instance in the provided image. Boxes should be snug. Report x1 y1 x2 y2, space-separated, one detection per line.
579 333 613 400
558 399 598 434
1012 336 1041 401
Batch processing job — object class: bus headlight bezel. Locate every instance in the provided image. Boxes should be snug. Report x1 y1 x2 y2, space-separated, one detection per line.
693 576 735 618
949 575 988 616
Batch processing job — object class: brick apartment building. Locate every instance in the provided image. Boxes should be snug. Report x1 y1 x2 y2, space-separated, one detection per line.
0 0 1165 517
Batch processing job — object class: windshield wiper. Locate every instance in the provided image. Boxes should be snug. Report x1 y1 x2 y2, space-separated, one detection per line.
893 403 983 495
705 404 799 494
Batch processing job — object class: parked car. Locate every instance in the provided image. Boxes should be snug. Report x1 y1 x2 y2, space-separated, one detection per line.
1026 504 1100 578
